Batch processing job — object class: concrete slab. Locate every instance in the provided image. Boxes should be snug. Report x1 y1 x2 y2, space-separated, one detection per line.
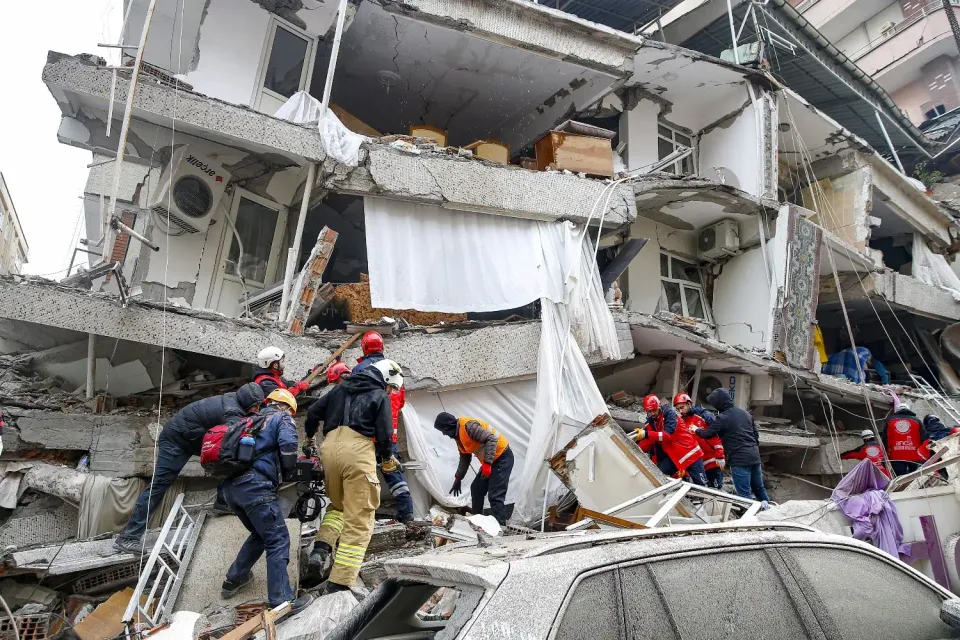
174 516 301 613
7 532 161 575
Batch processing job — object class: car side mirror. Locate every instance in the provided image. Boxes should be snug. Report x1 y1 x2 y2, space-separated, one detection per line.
940 599 960 630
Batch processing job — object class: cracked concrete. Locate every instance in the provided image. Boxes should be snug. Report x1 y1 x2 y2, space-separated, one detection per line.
322 143 637 227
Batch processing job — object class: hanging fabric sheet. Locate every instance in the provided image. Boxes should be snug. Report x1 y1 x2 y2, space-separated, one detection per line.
911 239 960 302
275 91 365 166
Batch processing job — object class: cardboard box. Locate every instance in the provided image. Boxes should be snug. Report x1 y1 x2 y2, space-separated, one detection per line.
464 139 510 164
534 130 614 177
409 125 448 146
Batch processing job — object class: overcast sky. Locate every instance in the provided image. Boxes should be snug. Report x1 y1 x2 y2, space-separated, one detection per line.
0 1 121 277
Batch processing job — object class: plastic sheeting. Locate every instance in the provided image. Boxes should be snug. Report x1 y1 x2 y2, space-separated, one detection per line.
402 380 537 509
912 240 960 302
274 91 365 166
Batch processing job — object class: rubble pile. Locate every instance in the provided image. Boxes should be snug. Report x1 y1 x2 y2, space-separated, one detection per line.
333 274 467 326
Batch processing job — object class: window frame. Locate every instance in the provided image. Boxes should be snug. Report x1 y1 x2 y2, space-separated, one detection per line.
657 121 697 175
219 188 288 289
252 15 319 112
658 250 711 322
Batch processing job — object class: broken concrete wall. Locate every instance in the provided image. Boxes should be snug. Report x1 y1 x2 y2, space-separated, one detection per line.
620 96 661 173
805 154 872 251
625 216 697 315
698 99 765 198
869 155 954 247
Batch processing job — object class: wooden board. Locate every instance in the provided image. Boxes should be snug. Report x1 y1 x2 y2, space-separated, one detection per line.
534 131 614 177
330 103 381 137
409 124 448 146
75 588 136 640
464 139 509 164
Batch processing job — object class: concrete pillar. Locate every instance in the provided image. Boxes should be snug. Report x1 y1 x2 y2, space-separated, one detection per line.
86 333 96 400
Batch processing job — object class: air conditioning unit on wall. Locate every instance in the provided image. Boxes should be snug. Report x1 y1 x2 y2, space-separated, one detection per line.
697 219 740 261
696 372 751 411
149 146 231 234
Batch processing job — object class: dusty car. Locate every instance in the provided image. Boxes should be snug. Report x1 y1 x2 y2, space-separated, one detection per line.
327 521 960 640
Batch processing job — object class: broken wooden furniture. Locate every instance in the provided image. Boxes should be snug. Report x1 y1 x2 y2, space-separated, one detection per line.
409 125 448 147
534 120 615 177
464 139 509 164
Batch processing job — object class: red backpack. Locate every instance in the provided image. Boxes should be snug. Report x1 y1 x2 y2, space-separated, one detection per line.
200 414 269 479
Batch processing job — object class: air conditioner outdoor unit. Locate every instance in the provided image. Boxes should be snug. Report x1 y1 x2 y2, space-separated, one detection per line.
697 219 740 261
149 146 231 234
751 373 784 406
879 21 896 35
697 372 751 411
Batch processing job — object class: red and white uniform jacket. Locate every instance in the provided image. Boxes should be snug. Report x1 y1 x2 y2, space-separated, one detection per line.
841 440 890 478
642 407 703 474
884 416 926 463
686 413 724 470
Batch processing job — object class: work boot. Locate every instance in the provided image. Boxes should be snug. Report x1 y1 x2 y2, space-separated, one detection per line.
302 542 333 588
290 593 315 615
398 513 415 525
113 536 145 555
321 581 351 596
220 574 252 599
210 501 233 516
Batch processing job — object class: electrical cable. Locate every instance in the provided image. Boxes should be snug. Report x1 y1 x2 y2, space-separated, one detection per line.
0 593 19 640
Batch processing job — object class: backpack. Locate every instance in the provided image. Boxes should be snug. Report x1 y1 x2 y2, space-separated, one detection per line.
200 413 270 479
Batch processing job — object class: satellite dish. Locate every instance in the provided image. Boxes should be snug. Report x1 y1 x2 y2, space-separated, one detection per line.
697 375 724 408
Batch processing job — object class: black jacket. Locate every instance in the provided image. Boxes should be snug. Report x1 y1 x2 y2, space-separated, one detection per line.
161 383 264 455
696 388 761 467
305 370 393 460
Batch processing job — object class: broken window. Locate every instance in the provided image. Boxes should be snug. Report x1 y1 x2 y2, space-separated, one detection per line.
657 123 696 175
254 18 317 114
657 251 710 321
226 196 280 285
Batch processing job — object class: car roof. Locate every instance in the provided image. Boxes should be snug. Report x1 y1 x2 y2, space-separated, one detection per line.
384 521 859 588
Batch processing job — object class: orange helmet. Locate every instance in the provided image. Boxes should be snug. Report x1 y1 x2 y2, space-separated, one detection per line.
642 394 661 413
361 331 384 355
327 362 351 384
673 393 692 407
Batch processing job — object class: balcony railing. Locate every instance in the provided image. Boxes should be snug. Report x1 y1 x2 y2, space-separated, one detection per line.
846 0 960 61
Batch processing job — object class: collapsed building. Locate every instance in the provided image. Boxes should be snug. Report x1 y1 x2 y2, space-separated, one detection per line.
4 0 960 635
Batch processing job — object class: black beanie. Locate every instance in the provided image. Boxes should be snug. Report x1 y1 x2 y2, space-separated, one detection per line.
434 412 458 435
236 382 265 410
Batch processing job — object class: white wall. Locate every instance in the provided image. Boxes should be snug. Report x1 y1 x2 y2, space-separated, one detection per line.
698 102 762 197
620 99 661 173
625 216 698 314
865 2 905 41
837 24 871 57
712 245 772 350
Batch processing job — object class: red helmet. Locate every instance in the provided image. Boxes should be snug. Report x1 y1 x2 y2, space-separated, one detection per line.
327 362 351 384
361 331 384 355
673 393 692 407
642 394 661 413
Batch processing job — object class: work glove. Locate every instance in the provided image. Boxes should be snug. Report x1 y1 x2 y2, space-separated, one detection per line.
689 425 699 434
717 459 726 470
629 428 645 442
450 477 462 497
380 456 402 474
480 463 492 478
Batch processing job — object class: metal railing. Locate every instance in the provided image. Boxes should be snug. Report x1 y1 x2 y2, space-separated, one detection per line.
846 0 960 61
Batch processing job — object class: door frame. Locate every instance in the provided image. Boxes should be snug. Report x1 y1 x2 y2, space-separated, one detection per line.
251 14 319 113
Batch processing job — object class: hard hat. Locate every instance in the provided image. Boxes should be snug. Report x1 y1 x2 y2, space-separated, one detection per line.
257 346 285 370
373 359 404 389
860 429 875 438
673 392 692 407
361 331 384 356
266 389 297 415
642 394 661 413
327 362 351 384
895 402 911 413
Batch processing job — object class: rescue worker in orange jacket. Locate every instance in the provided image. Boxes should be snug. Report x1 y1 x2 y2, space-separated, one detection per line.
841 430 890 478
674 393 725 490
881 403 928 476
434 413 513 525
636 395 708 486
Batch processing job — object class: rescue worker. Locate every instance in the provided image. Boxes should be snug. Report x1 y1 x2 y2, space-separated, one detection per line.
302 359 400 593
434 412 514 526
918 414 960 460
350 332 414 524
326 362 351 385
114 383 264 553
881 402 928 476
635 395 707 486
253 347 310 397
694 388 770 505
220 390 313 614
841 430 890 478
674 393 725 490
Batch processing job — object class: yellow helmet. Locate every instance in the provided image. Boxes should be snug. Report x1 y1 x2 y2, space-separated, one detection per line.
266 389 297 415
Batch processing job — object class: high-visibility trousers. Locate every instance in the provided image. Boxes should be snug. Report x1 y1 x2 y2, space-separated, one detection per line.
317 426 381 587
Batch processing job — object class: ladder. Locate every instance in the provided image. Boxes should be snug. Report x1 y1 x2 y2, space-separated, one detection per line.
910 374 960 425
122 493 206 630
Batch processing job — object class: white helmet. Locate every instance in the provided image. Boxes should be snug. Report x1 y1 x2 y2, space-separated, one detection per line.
860 430 875 438
257 346 285 370
373 359 404 389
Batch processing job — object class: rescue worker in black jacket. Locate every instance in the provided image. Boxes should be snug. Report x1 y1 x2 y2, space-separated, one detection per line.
301 360 401 593
113 383 265 553
694 388 770 506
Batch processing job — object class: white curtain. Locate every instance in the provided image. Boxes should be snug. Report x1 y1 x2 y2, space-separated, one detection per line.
912 239 960 302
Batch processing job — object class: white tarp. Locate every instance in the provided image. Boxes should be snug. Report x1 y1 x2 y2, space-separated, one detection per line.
274 91 365 166
402 380 537 509
912 239 960 302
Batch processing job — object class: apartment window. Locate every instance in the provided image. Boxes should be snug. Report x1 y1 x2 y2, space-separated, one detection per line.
925 104 947 120
657 123 695 175
253 17 318 114
225 196 282 285
659 252 710 321
13 249 24 274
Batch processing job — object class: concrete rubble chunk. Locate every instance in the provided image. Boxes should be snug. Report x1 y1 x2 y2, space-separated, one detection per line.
7 532 161 575
0 579 58 609
367 522 408 554
255 591 358 640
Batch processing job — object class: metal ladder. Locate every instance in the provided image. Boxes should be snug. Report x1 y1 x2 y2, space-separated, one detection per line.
910 374 960 424
122 493 206 630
